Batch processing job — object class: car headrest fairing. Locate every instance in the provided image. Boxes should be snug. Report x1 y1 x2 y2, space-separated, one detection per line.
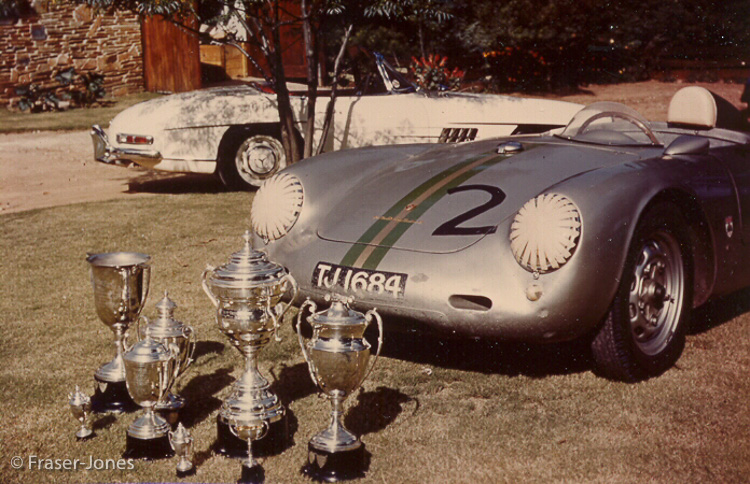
667 86 717 129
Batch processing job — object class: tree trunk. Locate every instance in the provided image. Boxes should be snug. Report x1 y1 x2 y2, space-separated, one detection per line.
270 3 302 163
301 0 319 159
316 24 353 156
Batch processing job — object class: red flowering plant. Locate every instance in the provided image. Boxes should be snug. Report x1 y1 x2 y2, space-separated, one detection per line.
409 54 465 91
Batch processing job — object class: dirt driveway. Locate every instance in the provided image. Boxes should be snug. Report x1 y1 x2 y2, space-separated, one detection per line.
0 130 223 214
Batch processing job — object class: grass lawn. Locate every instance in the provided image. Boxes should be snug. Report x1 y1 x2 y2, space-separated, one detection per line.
0 93 161 133
0 193 748 484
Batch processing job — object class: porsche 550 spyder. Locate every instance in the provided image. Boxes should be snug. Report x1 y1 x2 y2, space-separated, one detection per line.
251 86 750 381
90 53 581 190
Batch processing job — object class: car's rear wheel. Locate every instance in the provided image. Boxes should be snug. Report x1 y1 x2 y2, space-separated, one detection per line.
591 203 692 381
218 128 287 190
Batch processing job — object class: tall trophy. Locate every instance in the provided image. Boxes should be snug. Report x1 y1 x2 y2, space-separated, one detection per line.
202 230 298 457
296 294 383 482
139 291 196 419
122 330 180 459
87 251 151 413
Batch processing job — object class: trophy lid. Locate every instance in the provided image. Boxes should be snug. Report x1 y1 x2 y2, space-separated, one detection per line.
170 422 192 444
208 230 288 289
310 294 367 327
124 334 171 365
68 385 91 406
148 291 186 334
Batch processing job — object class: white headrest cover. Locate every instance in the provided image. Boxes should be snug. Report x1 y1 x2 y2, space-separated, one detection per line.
667 86 717 129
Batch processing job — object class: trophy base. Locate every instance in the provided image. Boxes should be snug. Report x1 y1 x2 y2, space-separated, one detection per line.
239 463 265 484
301 443 369 482
177 466 197 478
123 433 175 460
214 414 288 458
75 430 95 441
91 378 138 414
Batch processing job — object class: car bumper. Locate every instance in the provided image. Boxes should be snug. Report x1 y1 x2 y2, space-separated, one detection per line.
91 125 162 167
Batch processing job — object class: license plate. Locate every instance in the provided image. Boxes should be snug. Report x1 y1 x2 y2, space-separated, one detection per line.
312 262 407 299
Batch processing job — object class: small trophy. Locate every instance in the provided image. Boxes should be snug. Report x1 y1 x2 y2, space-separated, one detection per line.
139 291 196 417
87 251 151 413
228 416 268 483
122 330 179 459
202 231 298 457
296 294 383 482
168 423 195 476
68 386 93 440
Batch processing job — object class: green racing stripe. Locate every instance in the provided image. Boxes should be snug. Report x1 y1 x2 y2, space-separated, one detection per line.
339 151 507 270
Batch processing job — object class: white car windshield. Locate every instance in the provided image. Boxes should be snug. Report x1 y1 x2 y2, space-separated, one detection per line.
557 102 661 146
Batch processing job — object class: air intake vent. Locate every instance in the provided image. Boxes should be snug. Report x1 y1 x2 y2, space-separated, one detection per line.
449 295 492 312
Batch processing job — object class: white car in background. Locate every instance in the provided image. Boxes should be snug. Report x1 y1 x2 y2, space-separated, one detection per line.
91 53 582 190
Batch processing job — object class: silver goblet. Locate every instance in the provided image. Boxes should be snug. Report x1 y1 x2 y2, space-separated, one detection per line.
202 230 298 457
87 251 150 413
296 294 383 482
122 331 179 459
68 385 93 439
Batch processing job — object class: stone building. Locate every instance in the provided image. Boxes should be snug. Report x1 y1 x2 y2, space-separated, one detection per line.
0 1 144 107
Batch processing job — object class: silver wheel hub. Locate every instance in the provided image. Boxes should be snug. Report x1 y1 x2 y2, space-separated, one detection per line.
627 233 684 355
235 136 285 185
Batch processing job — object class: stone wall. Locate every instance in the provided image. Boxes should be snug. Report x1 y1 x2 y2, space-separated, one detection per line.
0 2 144 107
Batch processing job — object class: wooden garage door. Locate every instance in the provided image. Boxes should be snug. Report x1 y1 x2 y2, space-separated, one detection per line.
141 16 201 93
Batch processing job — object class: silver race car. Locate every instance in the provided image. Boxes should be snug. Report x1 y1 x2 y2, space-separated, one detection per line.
251 86 750 381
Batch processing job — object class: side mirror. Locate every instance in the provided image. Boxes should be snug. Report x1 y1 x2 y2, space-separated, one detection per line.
663 135 710 156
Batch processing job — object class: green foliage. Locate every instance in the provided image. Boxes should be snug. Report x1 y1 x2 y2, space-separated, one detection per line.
14 68 106 112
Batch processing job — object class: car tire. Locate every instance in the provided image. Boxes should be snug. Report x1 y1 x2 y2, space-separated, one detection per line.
591 202 692 382
218 128 287 190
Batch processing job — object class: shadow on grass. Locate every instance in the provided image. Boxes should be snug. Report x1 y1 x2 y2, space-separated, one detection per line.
126 172 228 195
179 366 234 428
377 323 593 378
691 287 750 335
346 386 414 437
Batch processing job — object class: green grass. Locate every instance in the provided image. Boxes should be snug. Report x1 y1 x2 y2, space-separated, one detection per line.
0 93 162 133
0 193 748 484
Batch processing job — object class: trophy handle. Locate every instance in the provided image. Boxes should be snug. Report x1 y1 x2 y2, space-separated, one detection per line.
135 315 149 341
277 273 299 323
201 265 219 308
179 325 196 376
161 342 182 397
296 298 319 385
360 308 384 388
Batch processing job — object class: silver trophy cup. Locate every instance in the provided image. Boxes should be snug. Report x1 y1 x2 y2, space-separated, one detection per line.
202 230 298 457
296 294 383 481
139 291 196 413
122 331 179 459
87 252 151 384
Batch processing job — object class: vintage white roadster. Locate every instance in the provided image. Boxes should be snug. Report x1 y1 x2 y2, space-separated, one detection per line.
91 54 582 189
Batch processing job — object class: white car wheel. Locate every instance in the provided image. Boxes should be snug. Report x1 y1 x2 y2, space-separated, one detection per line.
219 131 287 190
